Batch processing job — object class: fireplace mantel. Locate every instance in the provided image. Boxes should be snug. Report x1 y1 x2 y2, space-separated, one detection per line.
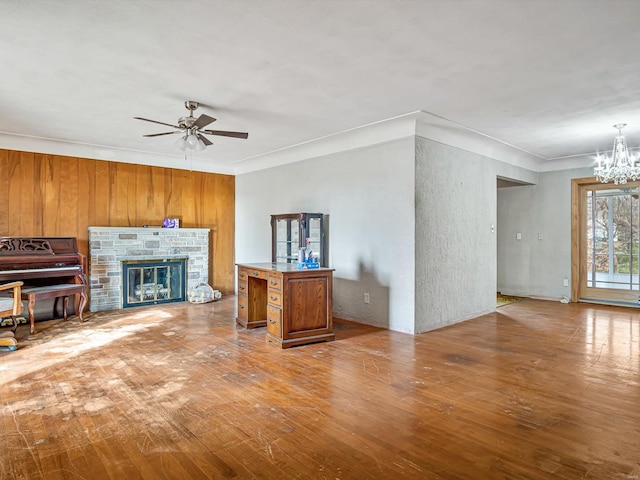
88 227 210 312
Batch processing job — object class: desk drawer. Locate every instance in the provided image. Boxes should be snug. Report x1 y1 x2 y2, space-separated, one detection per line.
268 273 282 291
267 305 281 337
267 290 282 307
238 268 247 281
237 294 247 320
248 269 267 280
237 280 247 294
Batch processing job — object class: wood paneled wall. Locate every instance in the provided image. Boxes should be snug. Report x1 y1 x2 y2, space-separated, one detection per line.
0 149 235 293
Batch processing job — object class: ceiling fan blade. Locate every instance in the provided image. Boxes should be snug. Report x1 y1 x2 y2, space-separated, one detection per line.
193 114 216 129
134 117 181 129
202 129 249 139
197 133 213 146
143 131 182 137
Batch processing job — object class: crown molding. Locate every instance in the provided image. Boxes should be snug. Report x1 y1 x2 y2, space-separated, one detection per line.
414 111 544 171
233 110 548 175
537 154 596 172
232 112 420 175
0 132 235 175
2 111 568 176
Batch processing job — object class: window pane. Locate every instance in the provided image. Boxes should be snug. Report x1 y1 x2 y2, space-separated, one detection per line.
586 188 640 290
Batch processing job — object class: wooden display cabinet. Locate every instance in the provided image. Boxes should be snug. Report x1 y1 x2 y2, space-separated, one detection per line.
271 213 326 267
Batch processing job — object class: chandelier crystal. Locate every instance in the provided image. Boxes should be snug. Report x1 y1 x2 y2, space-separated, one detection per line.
594 123 640 185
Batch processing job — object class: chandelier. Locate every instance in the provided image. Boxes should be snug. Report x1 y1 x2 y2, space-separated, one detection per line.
594 123 640 184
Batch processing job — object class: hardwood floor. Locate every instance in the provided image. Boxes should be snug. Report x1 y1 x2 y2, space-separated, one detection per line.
0 297 638 479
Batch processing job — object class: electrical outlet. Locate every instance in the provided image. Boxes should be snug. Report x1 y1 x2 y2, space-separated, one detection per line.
364 292 370 304
563 278 569 287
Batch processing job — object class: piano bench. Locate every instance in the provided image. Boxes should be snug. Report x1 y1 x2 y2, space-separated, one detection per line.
20 284 88 335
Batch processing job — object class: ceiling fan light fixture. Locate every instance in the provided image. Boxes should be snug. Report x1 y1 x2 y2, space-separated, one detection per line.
195 138 206 152
175 135 188 151
186 131 199 148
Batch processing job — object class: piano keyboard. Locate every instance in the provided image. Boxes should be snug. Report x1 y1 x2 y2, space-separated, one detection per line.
0 266 82 274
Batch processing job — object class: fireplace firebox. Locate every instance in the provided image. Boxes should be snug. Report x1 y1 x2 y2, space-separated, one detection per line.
122 258 187 308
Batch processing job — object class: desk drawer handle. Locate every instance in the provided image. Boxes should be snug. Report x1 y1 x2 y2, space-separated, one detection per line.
239 285 245 291
270 280 278 286
252 271 260 276
270 295 278 301
269 318 277 325
239 305 245 309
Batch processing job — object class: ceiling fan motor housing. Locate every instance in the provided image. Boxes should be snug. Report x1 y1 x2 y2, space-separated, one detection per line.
179 116 197 128
179 101 200 127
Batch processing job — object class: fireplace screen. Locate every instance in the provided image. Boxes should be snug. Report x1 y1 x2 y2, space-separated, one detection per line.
122 258 187 308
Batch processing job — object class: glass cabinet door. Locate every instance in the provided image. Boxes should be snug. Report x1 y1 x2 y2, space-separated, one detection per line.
306 217 322 262
271 213 326 266
273 217 299 263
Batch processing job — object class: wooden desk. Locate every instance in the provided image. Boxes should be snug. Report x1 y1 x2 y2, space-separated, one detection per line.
236 262 334 349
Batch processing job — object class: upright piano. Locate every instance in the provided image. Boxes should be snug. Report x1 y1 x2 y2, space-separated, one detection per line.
0 237 87 323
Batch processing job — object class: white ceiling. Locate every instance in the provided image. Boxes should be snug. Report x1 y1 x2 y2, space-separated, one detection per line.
2 0 640 174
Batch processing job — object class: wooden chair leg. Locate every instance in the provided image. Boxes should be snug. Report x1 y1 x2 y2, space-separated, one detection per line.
10 315 18 333
27 294 36 335
62 296 69 322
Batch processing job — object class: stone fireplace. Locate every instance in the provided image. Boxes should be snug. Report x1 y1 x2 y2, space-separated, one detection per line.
88 227 209 312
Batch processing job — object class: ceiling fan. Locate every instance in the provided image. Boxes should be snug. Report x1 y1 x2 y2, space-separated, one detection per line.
134 101 248 152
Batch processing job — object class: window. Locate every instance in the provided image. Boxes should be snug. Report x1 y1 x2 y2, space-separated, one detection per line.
586 188 639 290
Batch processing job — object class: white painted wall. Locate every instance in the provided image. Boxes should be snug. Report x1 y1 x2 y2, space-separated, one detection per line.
237 131 588 335
236 138 416 333
497 167 592 300
414 137 537 333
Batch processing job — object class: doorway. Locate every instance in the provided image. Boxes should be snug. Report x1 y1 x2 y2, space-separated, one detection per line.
497 176 532 307
572 178 640 306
